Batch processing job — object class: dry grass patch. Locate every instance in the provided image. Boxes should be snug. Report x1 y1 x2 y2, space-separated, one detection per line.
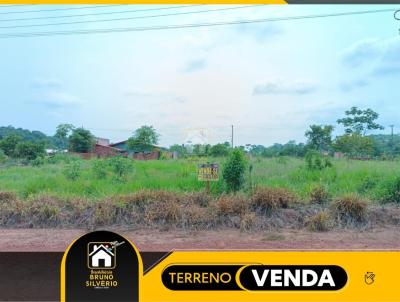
309 185 330 204
251 187 296 214
0 191 17 203
240 212 256 232
305 211 331 232
215 194 248 216
331 194 368 226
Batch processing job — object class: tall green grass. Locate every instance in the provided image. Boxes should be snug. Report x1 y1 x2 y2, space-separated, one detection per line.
0 156 400 202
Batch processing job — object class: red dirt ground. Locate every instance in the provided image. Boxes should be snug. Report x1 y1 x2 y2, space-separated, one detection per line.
0 226 399 251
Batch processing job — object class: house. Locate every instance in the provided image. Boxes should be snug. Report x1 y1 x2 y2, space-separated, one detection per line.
93 144 125 158
88 244 114 268
70 144 125 159
95 137 110 146
109 140 162 160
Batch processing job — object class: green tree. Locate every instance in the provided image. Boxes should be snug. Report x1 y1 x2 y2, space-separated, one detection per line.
0 149 6 163
127 125 159 152
222 148 247 192
15 141 46 160
337 107 384 135
209 143 230 157
55 124 75 149
0 134 22 157
169 144 188 157
305 125 334 151
334 133 375 157
68 128 95 153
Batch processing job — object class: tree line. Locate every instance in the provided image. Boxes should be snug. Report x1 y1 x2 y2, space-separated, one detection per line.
0 106 396 162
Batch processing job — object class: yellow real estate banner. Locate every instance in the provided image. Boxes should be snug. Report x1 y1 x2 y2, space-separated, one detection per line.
61 231 400 302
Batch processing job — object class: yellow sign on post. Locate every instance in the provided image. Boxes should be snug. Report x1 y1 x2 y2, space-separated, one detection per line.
198 163 219 181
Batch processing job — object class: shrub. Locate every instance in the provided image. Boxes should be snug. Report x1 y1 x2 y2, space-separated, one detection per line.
0 149 6 164
222 148 247 192
31 157 45 167
63 161 81 181
305 150 332 170
251 187 295 214
306 211 331 232
379 176 400 204
331 194 368 225
91 159 108 179
108 156 133 180
0 134 22 157
15 141 46 160
309 185 330 204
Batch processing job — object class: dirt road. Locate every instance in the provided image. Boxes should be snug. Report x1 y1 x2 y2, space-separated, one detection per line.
0 227 399 251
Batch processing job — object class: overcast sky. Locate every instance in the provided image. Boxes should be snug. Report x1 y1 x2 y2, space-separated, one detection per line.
0 4 399 147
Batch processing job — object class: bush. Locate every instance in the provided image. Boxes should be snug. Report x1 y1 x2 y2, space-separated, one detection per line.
306 211 331 232
31 157 45 167
251 187 295 214
107 156 133 180
222 148 247 192
309 185 330 204
331 194 368 225
0 149 6 164
305 150 332 170
63 161 81 181
0 134 22 157
15 141 46 160
91 159 108 179
379 176 400 204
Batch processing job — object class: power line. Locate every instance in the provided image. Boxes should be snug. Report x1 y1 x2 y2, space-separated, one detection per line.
0 5 129 15
0 7 397 39
0 5 261 30
0 5 36 8
0 5 203 22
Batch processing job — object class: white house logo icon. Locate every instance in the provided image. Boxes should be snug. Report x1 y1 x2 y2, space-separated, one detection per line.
87 242 116 269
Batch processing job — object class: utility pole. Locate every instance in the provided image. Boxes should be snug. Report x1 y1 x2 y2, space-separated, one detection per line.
231 125 234 148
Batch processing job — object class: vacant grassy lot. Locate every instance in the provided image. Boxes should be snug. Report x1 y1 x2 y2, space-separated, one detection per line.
0 155 400 202
0 155 399 231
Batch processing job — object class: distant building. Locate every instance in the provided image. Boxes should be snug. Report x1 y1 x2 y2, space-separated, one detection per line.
70 143 125 159
93 144 125 157
95 137 110 146
109 140 168 160
109 140 130 152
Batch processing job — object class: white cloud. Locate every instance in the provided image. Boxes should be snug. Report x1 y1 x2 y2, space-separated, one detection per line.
40 91 81 107
183 59 206 73
340 79 369 92
253 79 317 95
341 37 400 75
31 78 63 89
